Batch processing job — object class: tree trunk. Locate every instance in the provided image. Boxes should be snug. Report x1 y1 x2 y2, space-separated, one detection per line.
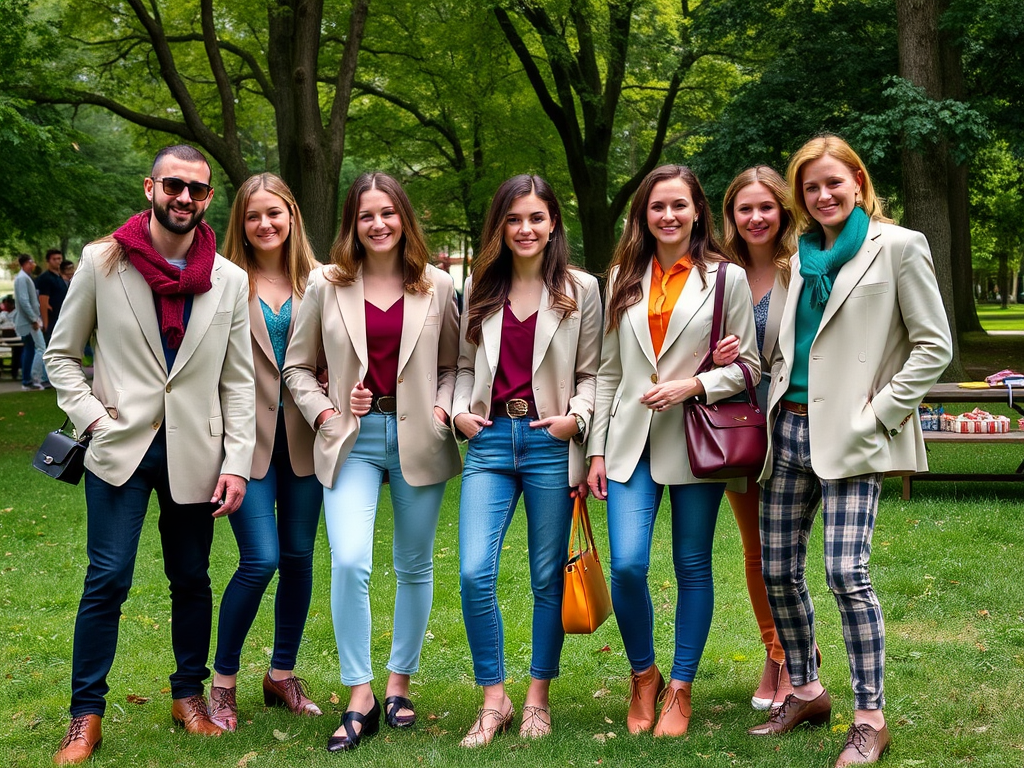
896 0 966 380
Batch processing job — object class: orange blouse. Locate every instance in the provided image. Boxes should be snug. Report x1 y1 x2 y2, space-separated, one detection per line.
648 254 692 357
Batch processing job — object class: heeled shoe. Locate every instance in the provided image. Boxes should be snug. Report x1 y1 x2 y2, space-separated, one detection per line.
751 657 782 710
748 689 832 736
626 663 665 734
208 685 238 731
263 672 322 716
384 695 416 728
326 697 381 752
653 682 692 737
519 704 552 739
459 703 515 748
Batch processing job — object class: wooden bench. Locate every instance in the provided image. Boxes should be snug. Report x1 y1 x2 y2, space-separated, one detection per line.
902 383 1024 499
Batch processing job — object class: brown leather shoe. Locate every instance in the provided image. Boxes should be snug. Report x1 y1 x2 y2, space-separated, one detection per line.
835 723 891 767
770 661 794 710
263 672 323 716
626 663 665 734
208 685 238 732
653 682 692 737
53 714 102 765
747 689 831 735
171 694 223 736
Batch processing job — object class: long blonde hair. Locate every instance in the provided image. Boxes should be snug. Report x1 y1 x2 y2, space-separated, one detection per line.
222 173 317 298
721 166 794 287
786 135 892 235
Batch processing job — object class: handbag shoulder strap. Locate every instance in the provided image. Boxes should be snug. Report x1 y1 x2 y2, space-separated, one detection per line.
567 497 597 558
695 261 729 375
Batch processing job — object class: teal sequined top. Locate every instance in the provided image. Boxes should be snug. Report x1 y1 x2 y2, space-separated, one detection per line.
260 296 292 371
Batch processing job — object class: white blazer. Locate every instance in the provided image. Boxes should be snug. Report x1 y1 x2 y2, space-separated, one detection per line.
588 260 760 485
762 219 952 480
452 270 602 486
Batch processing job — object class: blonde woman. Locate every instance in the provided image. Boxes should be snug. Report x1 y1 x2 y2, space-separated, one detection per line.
210 173 322 730
284 172 461 752
748 136 951 768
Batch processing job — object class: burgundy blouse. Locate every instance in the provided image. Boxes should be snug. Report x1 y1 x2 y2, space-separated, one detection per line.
364 297 403 398
491 301 537 407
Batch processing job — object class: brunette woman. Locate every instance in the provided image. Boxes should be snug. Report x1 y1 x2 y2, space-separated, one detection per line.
452 174 601 746
714 166 797 710
283 173 462 752
747 136 950 768
587 165 759 738
211 173 322 730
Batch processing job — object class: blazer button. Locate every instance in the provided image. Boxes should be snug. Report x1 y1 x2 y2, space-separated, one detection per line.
152 421 161 430
398 376 404 384
400 415 407 421
651 373 658 383
269 405 276 411
165 384 172 393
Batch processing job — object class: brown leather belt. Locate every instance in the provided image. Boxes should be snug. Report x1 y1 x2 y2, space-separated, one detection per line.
494 398 538 419
371 395 397 414
780 400 809 415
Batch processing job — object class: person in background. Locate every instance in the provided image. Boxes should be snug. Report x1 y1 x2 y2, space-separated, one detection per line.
284 172 462 753
37 247 69 340
13 253 47 390
45 144 256 764
747 135 951 768
62 259 77 285
587 165 760 738
452 174 601 746
208 173 323 731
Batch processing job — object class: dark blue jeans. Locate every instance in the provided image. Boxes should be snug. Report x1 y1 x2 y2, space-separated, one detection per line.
71 429 216 717
214 417 322 675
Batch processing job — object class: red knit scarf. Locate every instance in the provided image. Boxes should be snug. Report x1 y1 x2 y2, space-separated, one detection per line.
113 211 216 349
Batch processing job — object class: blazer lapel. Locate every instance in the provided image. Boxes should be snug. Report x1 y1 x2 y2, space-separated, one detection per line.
761 271 787 370
777 263 803 372
659 262 715 356
334 275 368 380
397 287 432 374
532 283 560 375
249 292 277 369
118 261 167 375
818 219 883 333
624 258 657 368
170 261 226 378
481 304 504 380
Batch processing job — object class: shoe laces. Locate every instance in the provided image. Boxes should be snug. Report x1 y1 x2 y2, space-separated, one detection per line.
767 694 795 724
279 675 311 698
211 686 236 709
59 716 92 748
844 723 873 758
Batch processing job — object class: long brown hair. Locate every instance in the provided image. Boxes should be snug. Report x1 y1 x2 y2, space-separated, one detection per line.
721 166 794 287
605 165 723 331
327 172 431 294
786 134 892 235
222 173 317 298
464 175 578 346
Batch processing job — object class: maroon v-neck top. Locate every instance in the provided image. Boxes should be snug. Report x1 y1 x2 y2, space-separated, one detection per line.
364 297 404 398
491 301 537 408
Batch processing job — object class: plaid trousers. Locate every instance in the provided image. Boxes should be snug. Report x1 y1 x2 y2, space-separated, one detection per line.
760 409 886 711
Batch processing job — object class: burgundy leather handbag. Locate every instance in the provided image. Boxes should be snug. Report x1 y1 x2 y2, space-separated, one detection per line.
683 262 768 480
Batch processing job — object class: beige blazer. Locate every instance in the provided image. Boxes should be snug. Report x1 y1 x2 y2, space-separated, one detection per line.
760 271 788 377
249 291 316 479
588 260 761 485
452 270 602 487
283 263 462 488
44 241 256 502
762 220 952 481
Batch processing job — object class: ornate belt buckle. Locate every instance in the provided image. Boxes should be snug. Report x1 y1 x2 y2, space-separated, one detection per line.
374 395 397 414
505 398 529 418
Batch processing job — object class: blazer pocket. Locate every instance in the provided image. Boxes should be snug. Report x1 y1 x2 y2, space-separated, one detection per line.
851 282 889 298
209 416 223 436
424 313 440 326
610 394 622 417
211 311 233 325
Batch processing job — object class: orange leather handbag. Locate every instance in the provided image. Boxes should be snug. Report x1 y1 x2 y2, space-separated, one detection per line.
562 495 612 634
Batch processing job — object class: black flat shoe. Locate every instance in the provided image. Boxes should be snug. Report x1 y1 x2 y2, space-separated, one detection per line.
384 695 416 728
326 698 381 752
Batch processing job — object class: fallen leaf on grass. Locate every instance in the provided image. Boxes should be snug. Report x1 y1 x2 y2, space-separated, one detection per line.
126 694 149 705
237 752 258 768
160 687 171 694
329 692 340 705
272 729 290 741
596 645 611 653
978 609 990 617
593 733 606 743
977 643 987 652
592 687 610 698
604 716 613 724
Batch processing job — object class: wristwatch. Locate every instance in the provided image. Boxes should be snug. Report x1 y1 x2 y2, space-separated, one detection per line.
572 413 587 444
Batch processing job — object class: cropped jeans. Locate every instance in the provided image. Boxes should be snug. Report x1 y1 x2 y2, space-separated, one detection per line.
322 413 447 686
606 453 725 683
214 413 322 676
459 417 574 686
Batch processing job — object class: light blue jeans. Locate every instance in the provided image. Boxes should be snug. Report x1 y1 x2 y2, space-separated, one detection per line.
606 453 725 682
322 413 447 686
459 417 574 686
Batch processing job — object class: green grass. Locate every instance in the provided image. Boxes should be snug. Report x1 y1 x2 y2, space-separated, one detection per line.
976 303 1024 333
2 391 1023 767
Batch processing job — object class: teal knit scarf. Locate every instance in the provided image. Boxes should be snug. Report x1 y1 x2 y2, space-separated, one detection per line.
797 205 869 310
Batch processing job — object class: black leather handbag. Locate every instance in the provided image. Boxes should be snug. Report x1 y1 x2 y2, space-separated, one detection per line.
33 417 91 485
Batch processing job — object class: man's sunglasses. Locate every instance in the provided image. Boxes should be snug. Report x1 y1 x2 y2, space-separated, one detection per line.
151 176 213 201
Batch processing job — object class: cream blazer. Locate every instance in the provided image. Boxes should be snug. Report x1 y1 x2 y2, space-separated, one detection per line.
44 241 256 502
283 263 462 488
249 291 316 479
588 260 760 485
762 219 952 481
452 270 602 487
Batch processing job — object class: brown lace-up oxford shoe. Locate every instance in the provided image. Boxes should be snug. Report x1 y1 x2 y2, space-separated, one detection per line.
835 723 891 767
53 714 102 765
171 694 223 736
747 689 832 736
